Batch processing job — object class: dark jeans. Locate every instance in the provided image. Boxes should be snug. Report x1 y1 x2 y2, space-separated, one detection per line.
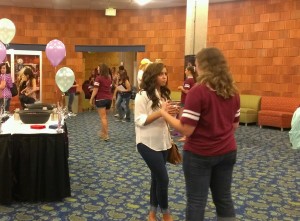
137 143 169 213
68 93 75 112
183 150 237 221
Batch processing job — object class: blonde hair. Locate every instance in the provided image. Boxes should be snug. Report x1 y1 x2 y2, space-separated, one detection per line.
196 47 238 99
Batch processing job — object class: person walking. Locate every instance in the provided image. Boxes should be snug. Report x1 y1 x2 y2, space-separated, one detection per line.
160 47 240 221
67 80 79 116
89 63 113 141
135 62 178 221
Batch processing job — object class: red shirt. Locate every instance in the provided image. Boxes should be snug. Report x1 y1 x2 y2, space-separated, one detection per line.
94 76 113 100
180 77 195 105
181 84 240 156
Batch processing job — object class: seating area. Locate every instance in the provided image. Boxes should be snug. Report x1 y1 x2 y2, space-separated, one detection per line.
239 94 300 131
240 94 261 126
240 94 300 131
258 96 300 131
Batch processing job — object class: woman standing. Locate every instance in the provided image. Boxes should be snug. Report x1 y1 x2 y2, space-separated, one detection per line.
0 62 13 112
177 65 197 141
135 62 178 221
115 69 131 122
89 63 113 141
161 47 240 221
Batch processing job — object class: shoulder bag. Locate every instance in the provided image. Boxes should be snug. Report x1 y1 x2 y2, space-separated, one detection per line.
167 124 182 165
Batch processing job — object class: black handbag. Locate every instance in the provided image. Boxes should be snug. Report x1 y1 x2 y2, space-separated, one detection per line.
10 83 18 97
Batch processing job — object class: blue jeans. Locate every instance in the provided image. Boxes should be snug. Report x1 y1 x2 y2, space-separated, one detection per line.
68 93 75 112
0 98 11 112
117 94 131 120
183 150 236 221
137 143 170 213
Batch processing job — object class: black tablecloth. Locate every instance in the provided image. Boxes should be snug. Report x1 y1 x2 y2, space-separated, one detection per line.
0 132 70 204
0 134 12 204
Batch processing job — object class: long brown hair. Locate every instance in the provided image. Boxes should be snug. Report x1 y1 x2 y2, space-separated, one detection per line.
140 62 170 110
196 47 238 99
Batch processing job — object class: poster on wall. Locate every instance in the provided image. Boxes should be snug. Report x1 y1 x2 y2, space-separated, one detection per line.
6 49 42 102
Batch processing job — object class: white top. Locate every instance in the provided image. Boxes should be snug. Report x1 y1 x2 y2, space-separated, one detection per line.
134 90 172 151
137 70 144 88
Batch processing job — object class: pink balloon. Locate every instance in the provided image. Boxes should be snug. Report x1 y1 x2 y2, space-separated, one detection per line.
0 42 6 63
45 39 66 67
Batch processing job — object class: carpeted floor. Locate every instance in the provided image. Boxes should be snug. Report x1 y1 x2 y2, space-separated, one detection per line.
0 111 299 220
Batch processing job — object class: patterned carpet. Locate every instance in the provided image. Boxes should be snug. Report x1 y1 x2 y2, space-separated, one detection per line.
0 111 300 221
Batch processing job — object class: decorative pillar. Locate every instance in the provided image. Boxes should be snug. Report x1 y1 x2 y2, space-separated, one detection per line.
185 0 209 66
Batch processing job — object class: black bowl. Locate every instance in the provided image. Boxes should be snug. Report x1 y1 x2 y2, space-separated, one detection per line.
25 103 56 110
19 110 52 124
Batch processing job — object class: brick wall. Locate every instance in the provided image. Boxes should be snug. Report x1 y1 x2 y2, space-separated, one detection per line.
207 0 300 97
1 0 299 112
0 6 186 110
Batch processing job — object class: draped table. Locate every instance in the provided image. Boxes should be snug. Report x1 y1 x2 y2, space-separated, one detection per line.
0 117 71 204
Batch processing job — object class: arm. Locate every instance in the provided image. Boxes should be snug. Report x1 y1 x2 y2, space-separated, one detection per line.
25 79 37 96
0 80 5 89
178 85 188 94
160 107 196 136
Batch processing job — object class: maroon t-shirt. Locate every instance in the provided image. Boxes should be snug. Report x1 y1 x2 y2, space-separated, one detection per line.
94 76 113 100
181 84 240 156
180 77 195 105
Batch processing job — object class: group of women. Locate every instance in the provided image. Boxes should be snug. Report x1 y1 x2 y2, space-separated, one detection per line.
69 47 240 221
134 47 240 221
0 62 38 112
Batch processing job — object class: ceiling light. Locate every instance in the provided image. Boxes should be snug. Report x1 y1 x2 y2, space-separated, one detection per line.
134 0 151 6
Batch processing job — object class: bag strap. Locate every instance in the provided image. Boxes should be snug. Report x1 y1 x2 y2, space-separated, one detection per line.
166 123 175 143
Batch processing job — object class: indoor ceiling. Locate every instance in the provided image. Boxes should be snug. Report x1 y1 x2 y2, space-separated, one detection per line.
0 0 238 10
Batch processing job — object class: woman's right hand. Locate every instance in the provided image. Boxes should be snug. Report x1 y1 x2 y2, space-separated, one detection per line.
162 101 180 116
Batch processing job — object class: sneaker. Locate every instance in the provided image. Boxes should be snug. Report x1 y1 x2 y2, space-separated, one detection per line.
103 136 110 141
114 114 119 117
122 118 130 122
68 112 77 117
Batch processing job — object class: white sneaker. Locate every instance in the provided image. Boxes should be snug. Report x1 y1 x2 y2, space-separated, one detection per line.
114 114 119 117
68 112 77 117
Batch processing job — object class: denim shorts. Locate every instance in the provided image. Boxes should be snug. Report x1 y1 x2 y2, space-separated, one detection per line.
95 99 112 109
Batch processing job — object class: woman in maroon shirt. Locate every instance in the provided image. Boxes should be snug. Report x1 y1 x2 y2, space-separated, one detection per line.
161 47 240 221
90 63 113 141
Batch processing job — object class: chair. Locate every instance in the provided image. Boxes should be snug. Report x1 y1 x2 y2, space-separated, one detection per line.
239 94 261 126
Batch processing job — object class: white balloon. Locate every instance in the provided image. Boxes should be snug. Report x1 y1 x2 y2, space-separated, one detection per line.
55 67 75 93
0 18 16 44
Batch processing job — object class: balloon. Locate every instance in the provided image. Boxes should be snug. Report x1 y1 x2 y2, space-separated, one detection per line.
55 67 75 93
0 42 6 63
0 18 16 44
46 39 66 67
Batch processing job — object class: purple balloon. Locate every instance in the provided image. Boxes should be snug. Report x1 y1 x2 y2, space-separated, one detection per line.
45 39 66 67
0 42 6 63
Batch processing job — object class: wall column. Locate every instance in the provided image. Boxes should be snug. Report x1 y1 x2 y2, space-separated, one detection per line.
185 0 209 65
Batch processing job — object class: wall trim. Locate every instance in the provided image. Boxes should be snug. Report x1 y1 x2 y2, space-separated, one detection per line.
75 45 145 52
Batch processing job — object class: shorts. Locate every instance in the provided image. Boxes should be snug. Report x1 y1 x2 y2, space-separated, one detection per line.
95 99 112 110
